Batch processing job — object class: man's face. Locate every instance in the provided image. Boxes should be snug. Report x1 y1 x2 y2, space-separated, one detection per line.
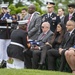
2 8 7 13
28 6 35 14
41 23 50 33
58 9 64 16
66 21 75 31
47 6 54 13
21 10 26 15
68 7 74 13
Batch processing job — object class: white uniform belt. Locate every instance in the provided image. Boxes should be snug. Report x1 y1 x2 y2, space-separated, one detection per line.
10 42 24 48
0 26 11 29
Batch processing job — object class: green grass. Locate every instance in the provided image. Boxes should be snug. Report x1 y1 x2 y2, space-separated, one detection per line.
0 69 73 75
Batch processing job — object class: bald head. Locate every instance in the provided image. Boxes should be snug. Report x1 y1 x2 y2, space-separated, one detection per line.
28 4 35 9
66 20 75 31
42 22 50 28
41 22 50 32
28 4 36 14
67 20 75 26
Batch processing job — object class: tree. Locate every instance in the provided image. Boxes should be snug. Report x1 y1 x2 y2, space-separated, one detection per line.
3 0 13 5
2 0 75 15
15 1 23 7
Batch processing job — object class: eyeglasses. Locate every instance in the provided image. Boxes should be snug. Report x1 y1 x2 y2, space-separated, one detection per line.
41 26 44 28
41 26 48 28
66 24 73 26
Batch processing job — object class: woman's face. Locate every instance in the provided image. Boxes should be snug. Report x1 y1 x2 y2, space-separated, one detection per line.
56 24 62 32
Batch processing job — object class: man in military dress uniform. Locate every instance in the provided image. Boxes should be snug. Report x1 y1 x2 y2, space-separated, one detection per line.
41 2 60 32
0 4 12 67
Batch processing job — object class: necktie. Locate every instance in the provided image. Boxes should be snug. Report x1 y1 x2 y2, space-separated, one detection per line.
67 32 70 37
69 15 72 20
48 14 51 18
27 14 32 31
27 14 32 25
41 33 45 39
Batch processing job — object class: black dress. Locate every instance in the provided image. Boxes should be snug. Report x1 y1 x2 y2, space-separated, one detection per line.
7 29 28 61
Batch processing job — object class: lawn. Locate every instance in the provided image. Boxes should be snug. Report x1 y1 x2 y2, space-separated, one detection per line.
0 69 73 75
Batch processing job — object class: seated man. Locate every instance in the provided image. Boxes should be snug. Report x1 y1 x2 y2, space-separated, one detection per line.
24 22 53 68
47 20 75 71
65 45 75 74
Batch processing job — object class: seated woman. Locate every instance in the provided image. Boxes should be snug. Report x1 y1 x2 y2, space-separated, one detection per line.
7 22 31 69
65 45 75 74
46 23 66 70
32 22 66 69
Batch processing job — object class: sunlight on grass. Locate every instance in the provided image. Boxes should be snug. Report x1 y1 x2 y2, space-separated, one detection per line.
0 69 73 75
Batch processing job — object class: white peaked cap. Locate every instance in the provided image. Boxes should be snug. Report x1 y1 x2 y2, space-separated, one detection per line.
17 20 28 25
6 19 12 23
1 4 8 8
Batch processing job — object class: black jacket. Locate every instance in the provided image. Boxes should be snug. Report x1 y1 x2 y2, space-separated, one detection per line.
41 13 60 32
59 29 75 49
64 13 75 25
7 29 28 61
0 20 11 39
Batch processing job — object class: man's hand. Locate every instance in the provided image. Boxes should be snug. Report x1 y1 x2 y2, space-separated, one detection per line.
34 46 39 50
69 47 75 51
59 48 63 55
45 42 49 45
31 45 40 50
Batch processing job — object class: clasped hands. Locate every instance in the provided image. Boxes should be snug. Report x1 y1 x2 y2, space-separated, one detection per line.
31 45 40 50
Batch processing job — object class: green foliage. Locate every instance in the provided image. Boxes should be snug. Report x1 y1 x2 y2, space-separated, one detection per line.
3 0 13 5
33 2 45 15
8 4 16 14
4 0 75 15
8 2 45 15
8 4 28 15
16 6 27 14
15 1 23 8
30 0 43 6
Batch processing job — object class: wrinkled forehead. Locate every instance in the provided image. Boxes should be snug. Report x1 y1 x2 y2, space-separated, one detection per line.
28 5 35 9
67 21 75 26
42 22 50 27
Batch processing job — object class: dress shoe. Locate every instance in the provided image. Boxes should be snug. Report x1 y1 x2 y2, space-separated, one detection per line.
38 63 43 69
0 60 6 68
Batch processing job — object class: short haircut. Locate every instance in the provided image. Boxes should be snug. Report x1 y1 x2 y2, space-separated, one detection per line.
59 8 64 11
67 20 75 26
68 3 75 8
42 22 50 28
22 8 27 11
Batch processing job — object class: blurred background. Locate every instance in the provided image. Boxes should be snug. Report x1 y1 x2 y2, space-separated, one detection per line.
0 0 75 15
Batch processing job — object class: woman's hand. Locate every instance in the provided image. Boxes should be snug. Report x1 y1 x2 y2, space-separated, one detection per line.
45 42 49 45
45 42 52 47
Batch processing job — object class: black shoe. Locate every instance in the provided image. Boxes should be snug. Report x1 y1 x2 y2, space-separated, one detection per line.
38 63 43 69
0 60 6 68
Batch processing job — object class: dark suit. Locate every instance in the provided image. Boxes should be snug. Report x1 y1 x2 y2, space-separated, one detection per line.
60 16 65 24
64 13 75 25
42 13 60 32
47 29 75 70
24 30 53 68
59 29 75 71
32 30 53 69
